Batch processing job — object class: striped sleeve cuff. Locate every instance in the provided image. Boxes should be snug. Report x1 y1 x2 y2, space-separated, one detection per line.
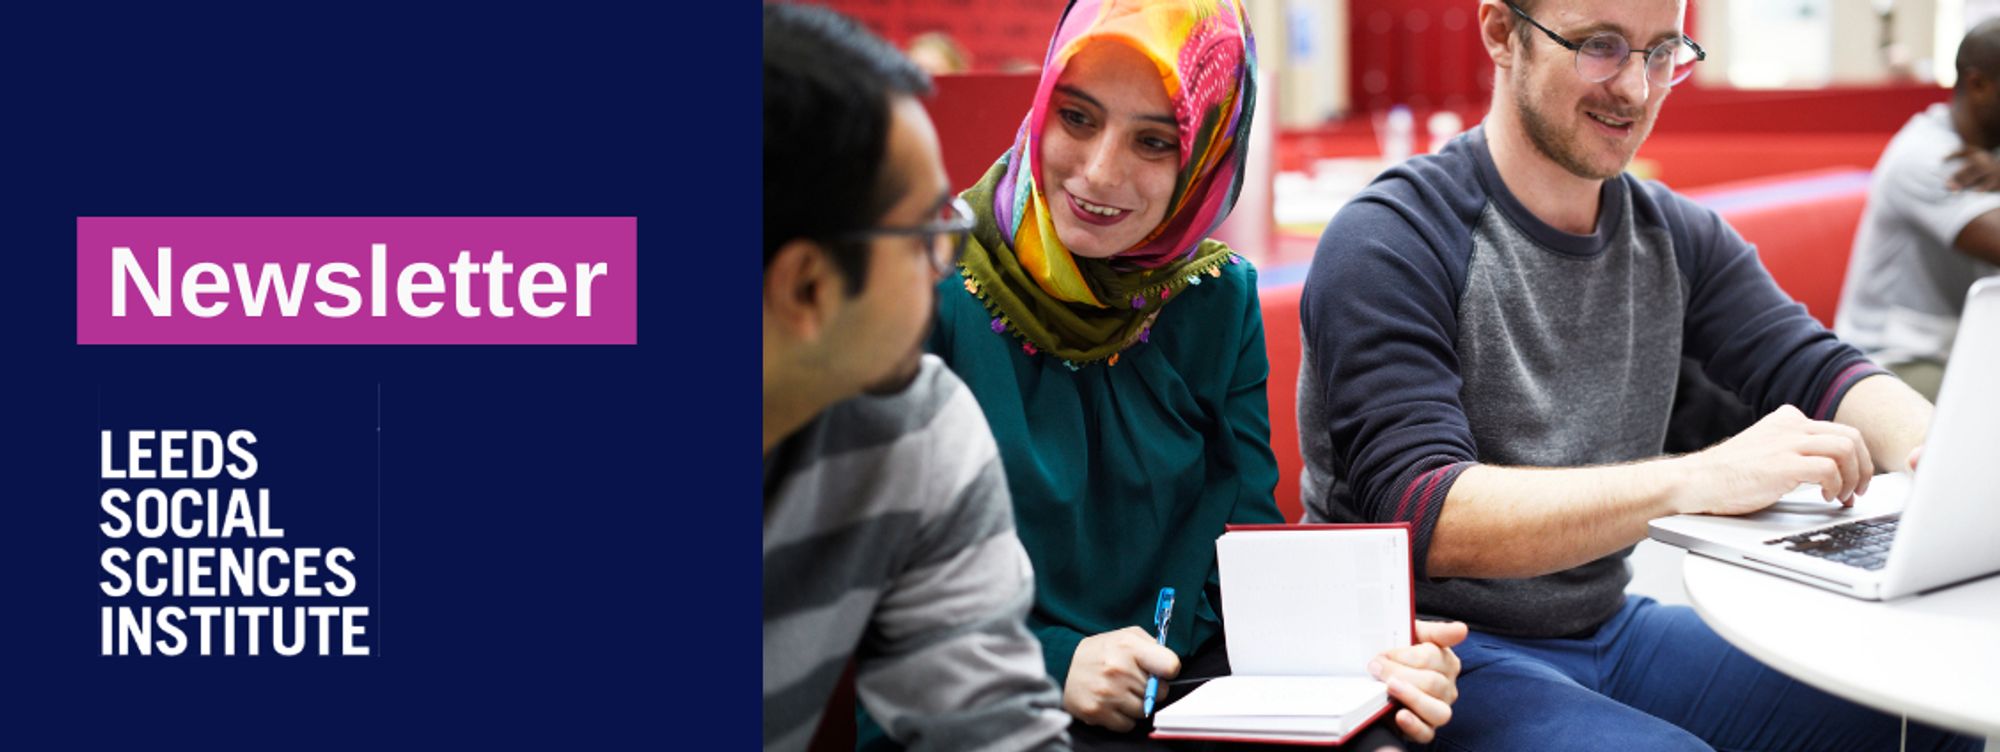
1810 361 1891 420
1376 456 1474 582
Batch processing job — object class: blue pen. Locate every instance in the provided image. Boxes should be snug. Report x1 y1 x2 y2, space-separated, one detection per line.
1142 587 1175 717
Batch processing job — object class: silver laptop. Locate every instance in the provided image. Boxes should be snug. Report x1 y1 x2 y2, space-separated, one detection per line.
1649 277 2000 600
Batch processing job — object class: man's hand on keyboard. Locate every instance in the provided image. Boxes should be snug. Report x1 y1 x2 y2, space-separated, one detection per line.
1674 405 1875 516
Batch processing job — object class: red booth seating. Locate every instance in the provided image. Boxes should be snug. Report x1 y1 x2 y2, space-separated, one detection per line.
1259 167 1875 522
1275 85 1937 190
1259 281 1308 520
1680 168 1872 327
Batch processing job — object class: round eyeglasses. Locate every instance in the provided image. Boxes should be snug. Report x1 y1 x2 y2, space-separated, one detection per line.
1507 2 1705 87
839 196 976 278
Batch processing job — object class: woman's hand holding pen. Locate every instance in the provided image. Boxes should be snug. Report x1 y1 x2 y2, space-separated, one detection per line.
1369 619 1468 743
1064 627 1181 731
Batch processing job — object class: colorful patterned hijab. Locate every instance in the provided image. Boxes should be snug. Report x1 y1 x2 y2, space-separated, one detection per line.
959 0 1257 365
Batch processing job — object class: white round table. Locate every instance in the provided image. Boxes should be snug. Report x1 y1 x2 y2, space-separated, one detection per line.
1684 554 2000 745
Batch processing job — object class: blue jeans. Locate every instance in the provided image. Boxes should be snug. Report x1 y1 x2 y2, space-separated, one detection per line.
1432 596 1979 751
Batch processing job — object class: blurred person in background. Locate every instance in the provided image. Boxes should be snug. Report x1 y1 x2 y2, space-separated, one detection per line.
907 30 971 75
1836 19 2000 401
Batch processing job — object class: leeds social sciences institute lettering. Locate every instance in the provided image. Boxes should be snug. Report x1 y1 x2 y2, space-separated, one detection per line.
99 429 368 657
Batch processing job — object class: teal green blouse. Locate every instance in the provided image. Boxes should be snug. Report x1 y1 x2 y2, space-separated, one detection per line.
928 258 1285 685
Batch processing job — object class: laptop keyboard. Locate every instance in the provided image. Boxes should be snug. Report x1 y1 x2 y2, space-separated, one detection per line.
1764 513 1901 571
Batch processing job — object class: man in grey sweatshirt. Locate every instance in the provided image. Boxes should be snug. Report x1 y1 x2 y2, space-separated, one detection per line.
1301 1 1970 749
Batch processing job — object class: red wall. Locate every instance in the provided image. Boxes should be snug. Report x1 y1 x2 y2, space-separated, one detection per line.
1346 0 1701 112
802 0 1066 70
1348 0 1491 112
929 73 1039 193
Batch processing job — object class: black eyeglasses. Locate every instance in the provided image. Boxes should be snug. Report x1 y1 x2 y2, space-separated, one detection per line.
840 196 975 277
1506 2 1705 87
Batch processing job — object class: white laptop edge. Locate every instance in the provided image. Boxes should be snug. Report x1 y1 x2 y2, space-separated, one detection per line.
1648 277 2000 601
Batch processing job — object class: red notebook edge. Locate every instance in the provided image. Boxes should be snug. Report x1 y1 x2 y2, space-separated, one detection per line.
1151 523 1415 744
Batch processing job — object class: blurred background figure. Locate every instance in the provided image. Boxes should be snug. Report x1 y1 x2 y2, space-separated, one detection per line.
906 30 972 75
1837 18 2000 401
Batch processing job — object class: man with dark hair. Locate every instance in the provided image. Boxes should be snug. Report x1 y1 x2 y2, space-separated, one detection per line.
1836 19 2000 401
1301 0 1975 749
762 4 1069 751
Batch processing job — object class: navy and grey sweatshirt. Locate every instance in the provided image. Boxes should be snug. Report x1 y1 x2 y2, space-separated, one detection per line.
1298 127 1885 637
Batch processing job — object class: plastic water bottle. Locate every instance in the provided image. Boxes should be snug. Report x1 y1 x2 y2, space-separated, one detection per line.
1382 104 1414 164
1427 110 1463 154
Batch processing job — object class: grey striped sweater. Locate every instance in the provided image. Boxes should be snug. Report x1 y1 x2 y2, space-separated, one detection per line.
763 355 1069 752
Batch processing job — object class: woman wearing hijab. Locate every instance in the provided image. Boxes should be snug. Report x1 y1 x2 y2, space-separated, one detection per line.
910 1 1466 749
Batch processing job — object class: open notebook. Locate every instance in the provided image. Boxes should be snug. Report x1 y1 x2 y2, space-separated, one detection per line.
1151 524 1413 745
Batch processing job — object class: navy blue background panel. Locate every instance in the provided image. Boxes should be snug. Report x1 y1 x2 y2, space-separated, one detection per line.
3 3 756 746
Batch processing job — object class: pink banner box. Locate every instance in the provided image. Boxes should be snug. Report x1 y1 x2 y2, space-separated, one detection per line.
77 217 637 345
